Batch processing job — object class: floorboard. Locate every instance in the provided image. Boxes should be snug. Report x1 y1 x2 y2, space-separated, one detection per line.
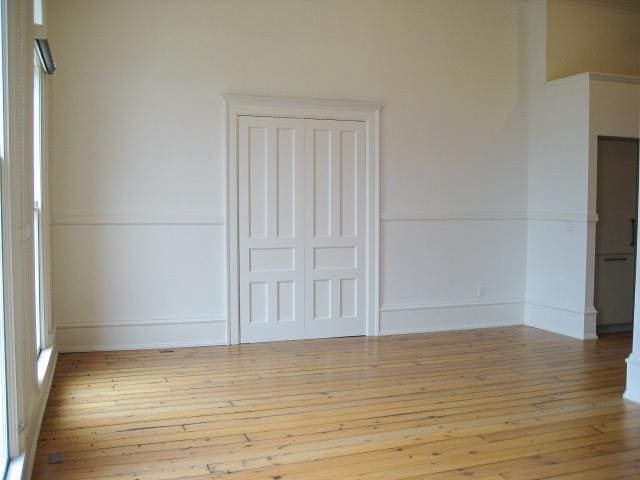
33 326 640 479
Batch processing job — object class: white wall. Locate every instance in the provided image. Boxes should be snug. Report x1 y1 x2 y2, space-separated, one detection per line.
526 0 640 340
589 79 640 215
525 76 595 338
380 218 526 334
526 0 592 339
525 63 594 337
588 78 640 327
48 0 530 350
628 133 640 401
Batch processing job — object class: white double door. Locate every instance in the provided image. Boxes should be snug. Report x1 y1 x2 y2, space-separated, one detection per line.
239 116 366 343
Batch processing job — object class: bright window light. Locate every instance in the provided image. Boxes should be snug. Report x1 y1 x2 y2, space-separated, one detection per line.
33 52 44 355
34 0 43 25
0 0 7 474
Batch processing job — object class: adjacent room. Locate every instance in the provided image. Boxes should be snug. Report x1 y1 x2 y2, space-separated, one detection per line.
1 0 640 478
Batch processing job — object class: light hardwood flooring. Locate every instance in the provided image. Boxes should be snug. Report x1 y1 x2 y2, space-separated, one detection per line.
33 326 640 479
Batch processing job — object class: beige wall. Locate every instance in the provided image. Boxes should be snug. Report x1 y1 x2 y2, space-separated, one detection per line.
547 0 640 80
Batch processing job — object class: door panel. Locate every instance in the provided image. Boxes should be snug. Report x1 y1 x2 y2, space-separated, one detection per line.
239 117 367 342
595 138 639 328
305 120 366 339
596 139 639 255
239 117 305 342
595 254 635 325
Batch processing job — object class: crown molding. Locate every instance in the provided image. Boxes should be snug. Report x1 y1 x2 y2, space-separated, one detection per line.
547 72 640 87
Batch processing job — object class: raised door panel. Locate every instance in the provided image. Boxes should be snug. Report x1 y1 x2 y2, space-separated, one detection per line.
304 119 366 339
595 254 635 326
239 117 305 343
596 139 639 255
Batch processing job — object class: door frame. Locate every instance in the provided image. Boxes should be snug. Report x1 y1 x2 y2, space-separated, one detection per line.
222 95 382 344
592 135 640 334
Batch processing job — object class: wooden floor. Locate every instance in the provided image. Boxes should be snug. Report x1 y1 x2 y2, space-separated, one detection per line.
34 326 640 479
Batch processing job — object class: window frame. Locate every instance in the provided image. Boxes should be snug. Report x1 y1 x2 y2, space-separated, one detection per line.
33 0 44 27
32 49 44 356
32 0 53 378
0 0 6 469
1 0 21 471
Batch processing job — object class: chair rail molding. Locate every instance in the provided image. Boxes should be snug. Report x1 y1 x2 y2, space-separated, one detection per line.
51 214 226 225
381 210 597 222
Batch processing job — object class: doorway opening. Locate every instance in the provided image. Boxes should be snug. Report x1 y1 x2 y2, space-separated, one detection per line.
595 136 640 336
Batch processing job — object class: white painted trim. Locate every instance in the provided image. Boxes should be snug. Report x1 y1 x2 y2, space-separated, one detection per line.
381 211 528 221
59 339 228 353
527 211 598 222
380 299 522 312
526 297 598 316
525 301 598 340
21 348 57 480
57 316 227 328
369 109 381 337
57 321 228 352
380 211 597 222
546 72 591 87
36 347 52 385
1 185 19 457
379 301 523 336
623 391 640 403
40 52 55 353
221 94 383 113
51 214 226 225
5 454 25 480
547 72 640 88
380 320 523 336
223 95 381 344
2 0 23 460
624 355 640 403
588 73 640 84
224 95 237 345
52 211 598 226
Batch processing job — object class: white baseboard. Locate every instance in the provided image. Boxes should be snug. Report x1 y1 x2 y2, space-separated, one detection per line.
22 348 58 480
623 391 640 403
379 301 524 335
524 300 597 340
57 319 228 352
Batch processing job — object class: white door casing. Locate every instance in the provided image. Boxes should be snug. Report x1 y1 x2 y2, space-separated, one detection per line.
595 138 640 327
225 95 381 345
239 117 306 342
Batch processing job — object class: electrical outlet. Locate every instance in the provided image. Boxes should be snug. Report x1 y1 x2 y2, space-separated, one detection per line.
477 286 486 298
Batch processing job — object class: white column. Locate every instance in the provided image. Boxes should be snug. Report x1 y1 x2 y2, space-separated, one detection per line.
624 294 640 402
624 105 640 403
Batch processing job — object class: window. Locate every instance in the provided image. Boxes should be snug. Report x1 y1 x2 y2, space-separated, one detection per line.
33 51 44 355
33 0 43 25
